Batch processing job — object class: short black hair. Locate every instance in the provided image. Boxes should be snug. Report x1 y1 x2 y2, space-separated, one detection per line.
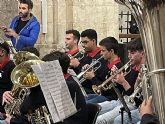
19 0 33 9
42 51 70 74
127 38 143 51
21 47 40 57
81 29 97 43
0 40 10 55
66 29 80 44
99 37 119 55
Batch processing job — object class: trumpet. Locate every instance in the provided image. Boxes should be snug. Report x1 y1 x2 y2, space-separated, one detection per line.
77 56 103 81
68 50 84 61
92 60 131 95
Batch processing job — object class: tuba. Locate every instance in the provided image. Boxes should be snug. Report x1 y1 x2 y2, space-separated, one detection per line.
115 0 165 123
4 60 43 115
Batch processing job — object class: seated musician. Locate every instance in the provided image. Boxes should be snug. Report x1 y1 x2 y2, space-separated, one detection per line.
95 38 144 124
64 29 83 74
77 29 109 94
140 96 159 124
3 51 88 124
86 36 124 103
0 41 15 113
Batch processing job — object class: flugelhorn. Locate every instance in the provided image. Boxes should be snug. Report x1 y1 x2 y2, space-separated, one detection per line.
92 60 131 95
77 56 103 81
124 64 148 106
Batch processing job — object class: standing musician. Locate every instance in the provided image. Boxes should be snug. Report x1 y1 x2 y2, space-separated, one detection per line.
86 36 124 103
0 41 15 113
96 38 144 124
65 29 83 74
77 29 109 94
3 51 88 124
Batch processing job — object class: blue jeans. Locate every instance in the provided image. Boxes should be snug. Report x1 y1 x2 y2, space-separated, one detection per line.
96 100 137 124
114 109 140 124
0 114 7 124
0 120 7 124
86 94 108 104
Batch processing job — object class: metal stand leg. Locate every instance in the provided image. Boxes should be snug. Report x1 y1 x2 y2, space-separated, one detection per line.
119 107 125 124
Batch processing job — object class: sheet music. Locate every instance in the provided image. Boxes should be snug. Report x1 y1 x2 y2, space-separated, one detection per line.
32 60 77 123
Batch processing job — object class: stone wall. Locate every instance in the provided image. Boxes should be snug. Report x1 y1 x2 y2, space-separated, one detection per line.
35 0 120 57
0 0 18 40
72 0 119 41
0 0 120 57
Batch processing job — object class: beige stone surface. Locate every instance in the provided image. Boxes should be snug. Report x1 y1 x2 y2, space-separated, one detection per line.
0 0 120 57
0 0 18 40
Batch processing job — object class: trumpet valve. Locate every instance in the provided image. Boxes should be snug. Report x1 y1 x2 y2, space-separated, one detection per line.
92 85 101 95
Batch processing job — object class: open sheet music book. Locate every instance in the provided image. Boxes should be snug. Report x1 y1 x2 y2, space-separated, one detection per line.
31 60 77 123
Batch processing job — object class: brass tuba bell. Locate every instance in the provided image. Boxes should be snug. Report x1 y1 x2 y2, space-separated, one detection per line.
5 59 44 115
13 51 40 65
11 59 44 88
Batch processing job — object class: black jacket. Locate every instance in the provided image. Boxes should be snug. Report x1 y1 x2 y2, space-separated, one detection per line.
10 76 88 124
101 61 124 101
141 114 159 124
0 60 15 113
79 49 109 94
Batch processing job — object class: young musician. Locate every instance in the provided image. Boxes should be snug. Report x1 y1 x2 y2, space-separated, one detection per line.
65 29 83 74
86 36 124 103
3 51 88 124
96 38 144 124
0 41 15 113
140 96 159 124
77 29 109 94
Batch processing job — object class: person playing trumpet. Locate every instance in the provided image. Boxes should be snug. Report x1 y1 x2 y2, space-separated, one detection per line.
64 29 83 74
96 38 145 124
86 36 125 104
77 29 109 94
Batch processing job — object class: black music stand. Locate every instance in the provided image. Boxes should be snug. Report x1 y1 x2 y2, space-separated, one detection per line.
109 83 133 124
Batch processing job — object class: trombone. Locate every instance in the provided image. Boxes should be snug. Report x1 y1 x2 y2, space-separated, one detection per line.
92 60 131 95
77 56 103 83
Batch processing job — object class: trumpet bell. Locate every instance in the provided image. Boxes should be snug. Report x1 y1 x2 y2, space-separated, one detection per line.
13 51 40 65
11 60 44 88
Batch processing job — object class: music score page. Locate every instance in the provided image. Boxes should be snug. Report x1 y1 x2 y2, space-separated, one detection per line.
31 60 77 123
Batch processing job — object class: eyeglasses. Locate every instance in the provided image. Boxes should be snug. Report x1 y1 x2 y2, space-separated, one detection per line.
80 40 90 45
